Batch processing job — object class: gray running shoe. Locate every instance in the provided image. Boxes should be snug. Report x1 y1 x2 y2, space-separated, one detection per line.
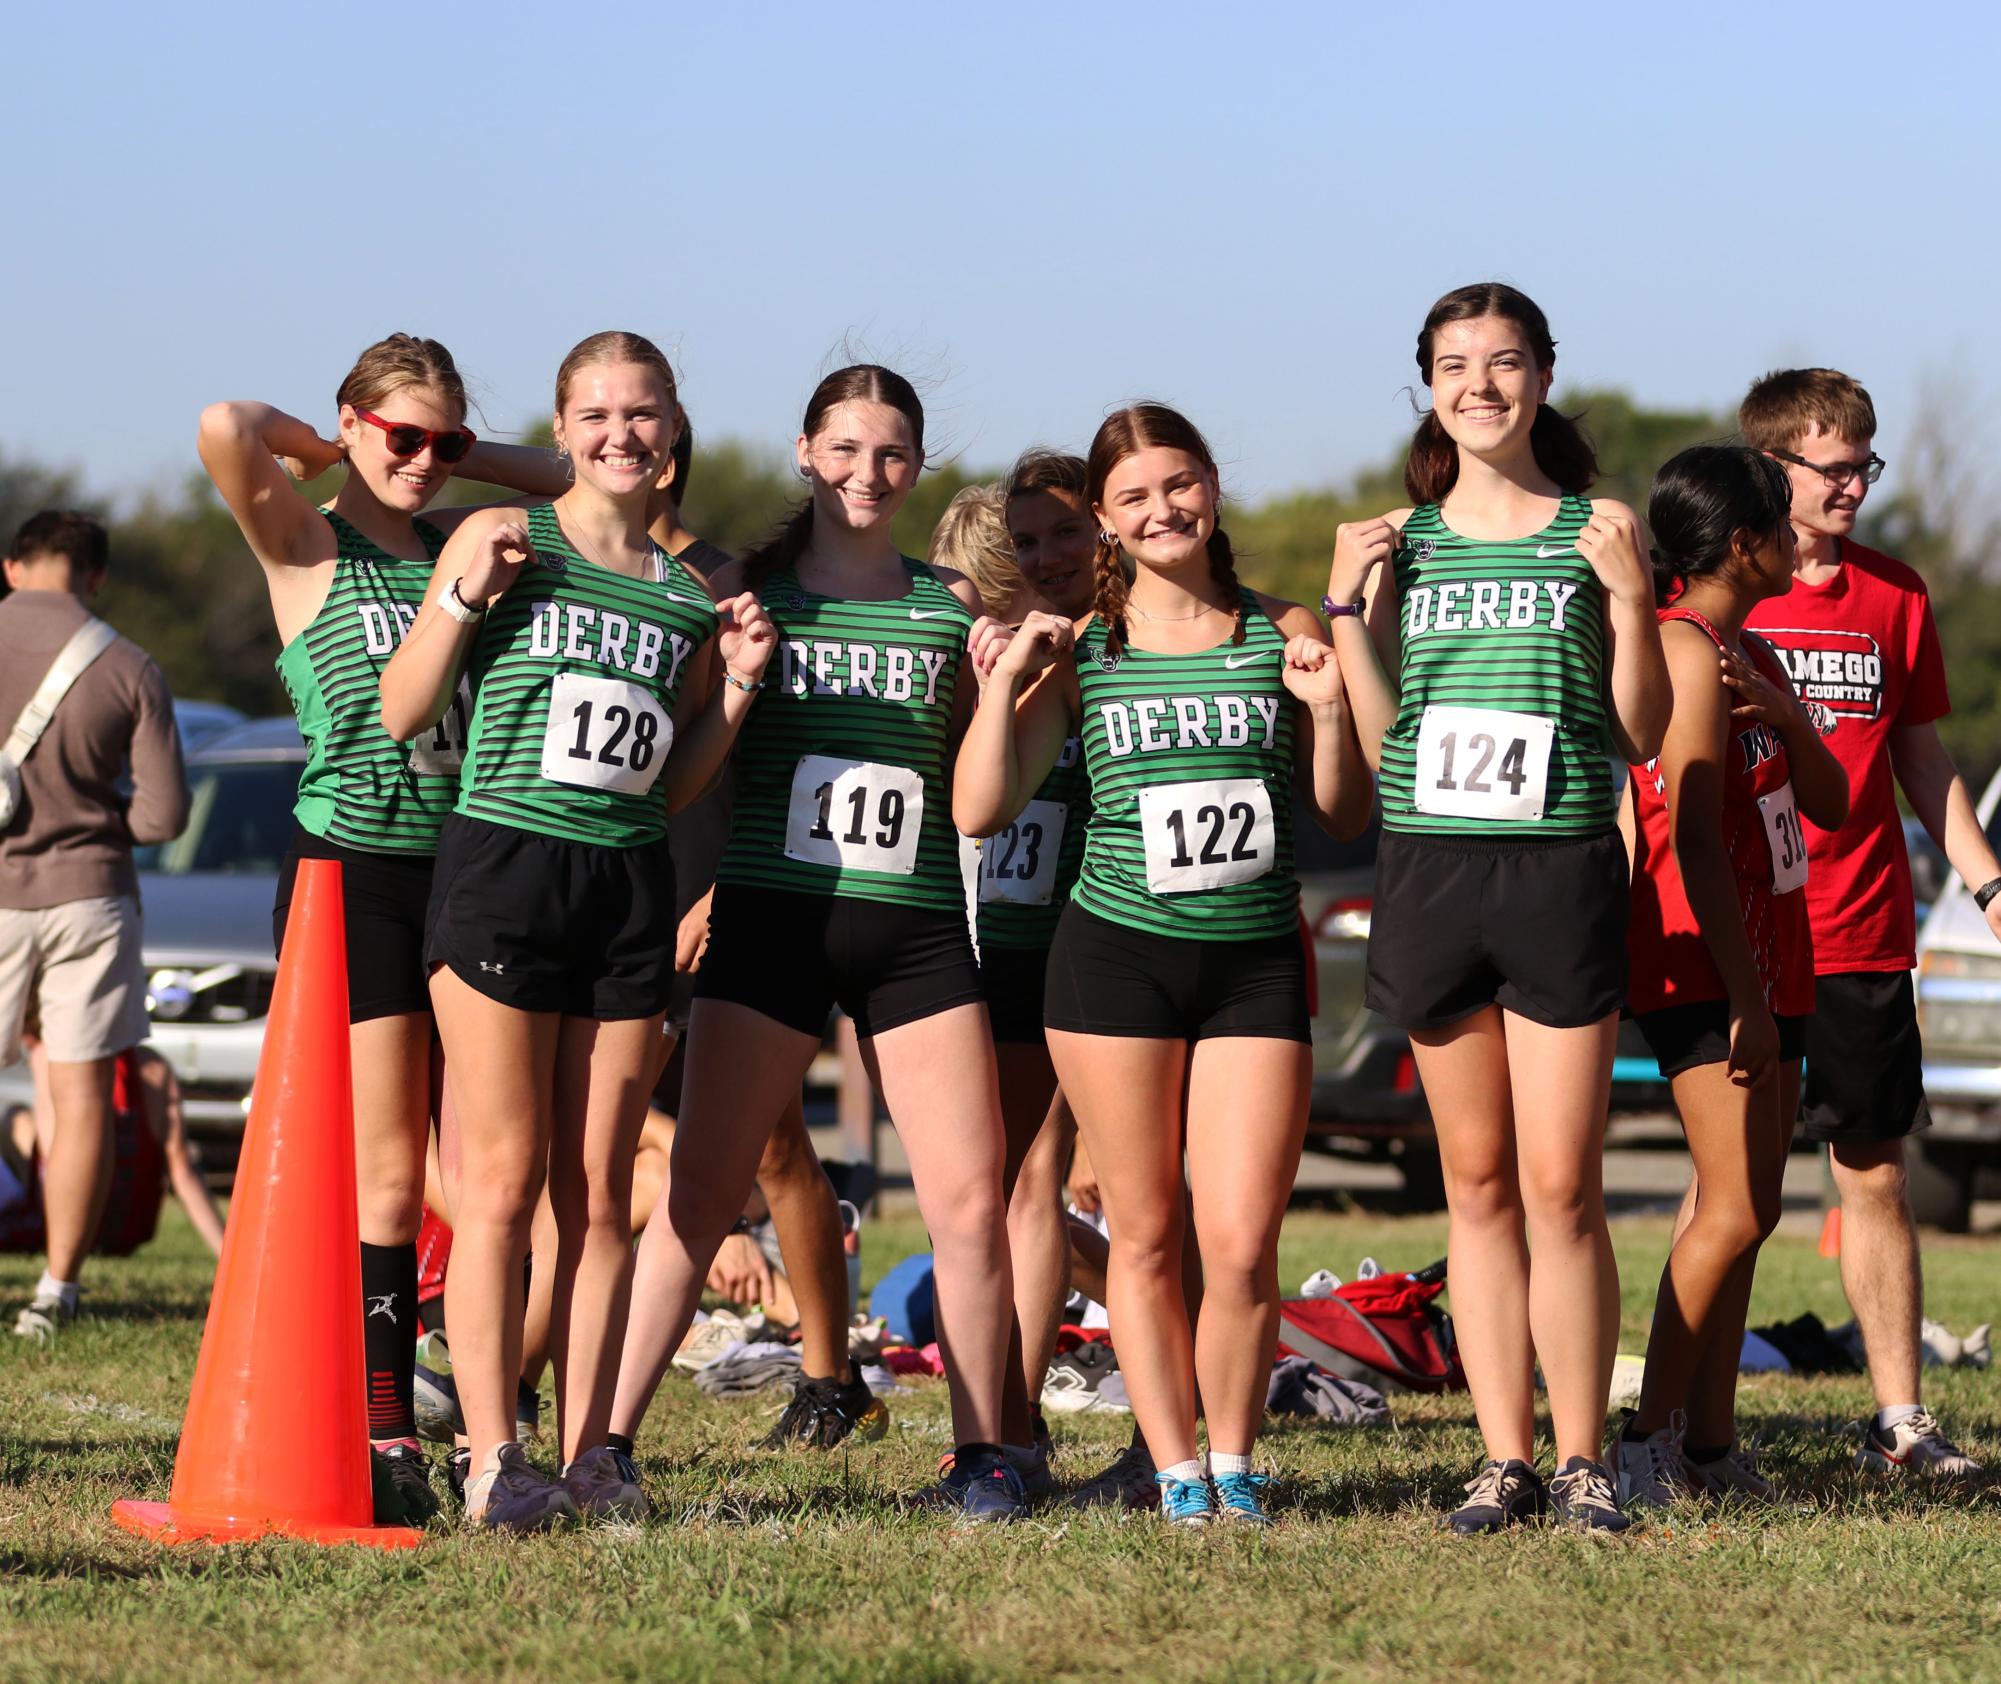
1549 1456 1631 1533
562 1444 650 1520
1856 1409 1981 1479
1611 1413 1685 1510
1682 1441 1776 1502
1069 1439 1159 1511
11 1293 73 1343
465 1443 578 1533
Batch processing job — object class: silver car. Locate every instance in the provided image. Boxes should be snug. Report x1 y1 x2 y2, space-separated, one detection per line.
1908 765 2001 1230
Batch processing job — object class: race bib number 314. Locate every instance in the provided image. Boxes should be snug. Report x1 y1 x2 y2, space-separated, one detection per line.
540 672 672 794
1414 705 1554 822
1139 779 1275 894
1757 781 1810 895
785 755 924 875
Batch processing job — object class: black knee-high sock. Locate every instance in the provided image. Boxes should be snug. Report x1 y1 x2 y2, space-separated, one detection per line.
361 1241 419 1442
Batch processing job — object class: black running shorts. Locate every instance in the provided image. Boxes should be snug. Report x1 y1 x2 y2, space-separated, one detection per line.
1635 999 1809 1080
694 883 986 1040
1798 970 1932 1144
274 825 435 1024
979 942 1052 1046
1042 902 1310 1043
1364 829 1628 1032
423 814 676 1020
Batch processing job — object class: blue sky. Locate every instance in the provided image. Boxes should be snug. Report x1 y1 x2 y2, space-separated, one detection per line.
4 1 1992 508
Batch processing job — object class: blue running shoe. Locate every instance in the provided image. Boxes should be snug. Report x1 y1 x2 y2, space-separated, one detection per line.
1212 1470 1275 1526
957 1451 1029 1525
1158 1474 1214 1526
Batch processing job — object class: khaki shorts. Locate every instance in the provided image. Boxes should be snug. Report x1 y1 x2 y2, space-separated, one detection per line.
0 896 150 1067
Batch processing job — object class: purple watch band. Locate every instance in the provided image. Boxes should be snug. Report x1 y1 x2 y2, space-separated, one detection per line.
1321 594 1363 620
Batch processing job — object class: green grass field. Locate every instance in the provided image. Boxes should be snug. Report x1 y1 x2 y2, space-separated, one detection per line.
3 1206 1997 1683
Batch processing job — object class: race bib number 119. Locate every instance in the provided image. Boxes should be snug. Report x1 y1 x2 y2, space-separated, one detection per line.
785 755 924 875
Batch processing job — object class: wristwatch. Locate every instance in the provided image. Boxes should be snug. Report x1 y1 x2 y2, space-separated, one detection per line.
1974 876 2001 912
439 578 487 624
1320 594 1363 620
728 1215 755 1237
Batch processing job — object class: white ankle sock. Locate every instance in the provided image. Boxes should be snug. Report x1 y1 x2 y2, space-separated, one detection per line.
1160 1458 1204 1484
1208 1451 1252 1476
35 1272 77 1312
1877 1403 1923 1431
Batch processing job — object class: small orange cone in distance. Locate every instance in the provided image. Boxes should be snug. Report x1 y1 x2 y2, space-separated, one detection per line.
113 859 422 1548
1818 1206 1842 1259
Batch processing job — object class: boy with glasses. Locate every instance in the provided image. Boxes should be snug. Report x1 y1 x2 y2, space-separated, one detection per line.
1742 368 1988 1477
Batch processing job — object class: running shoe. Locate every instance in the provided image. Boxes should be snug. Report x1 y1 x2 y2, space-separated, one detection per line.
672 1309 747 1374
1040 1343 1129 1415
464 1443 577 1533
371 1440 441 1526
561 1444 650 1520
1007 1443 1055 1505
1212 1470 1276 1526
1444 1458 1546 1535
1856 1409 1982 1479
1549 1456 1631 1533
956 1451 1029 1525
910 1452 972 1514
446 1445 472 1507
756 1372 890 1451
1069 1438 1159 1512
1611 1412 1685 1510
1682 1442 1776 1503
412 1334 461 1444
1157 1474 1214 1527
11 1293 73 1344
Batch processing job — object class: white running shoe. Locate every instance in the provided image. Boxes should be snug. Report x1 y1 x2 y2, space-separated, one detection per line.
11 1293 73 1343
1856 1409 1982 1479
1682 1442 1776 1503
1611 1414 1685 1511
672 1310 746 1374
562 1444 651 1520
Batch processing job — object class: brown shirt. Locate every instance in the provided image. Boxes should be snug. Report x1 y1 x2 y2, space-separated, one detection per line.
0 589 190 910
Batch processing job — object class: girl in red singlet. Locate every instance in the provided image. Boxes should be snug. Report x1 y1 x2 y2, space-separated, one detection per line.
1616 446 1848 1510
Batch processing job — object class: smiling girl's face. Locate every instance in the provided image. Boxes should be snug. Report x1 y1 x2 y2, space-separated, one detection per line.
1427 313 1553 461
796 400 923 536
1093 446 1218 573
555 361 678 501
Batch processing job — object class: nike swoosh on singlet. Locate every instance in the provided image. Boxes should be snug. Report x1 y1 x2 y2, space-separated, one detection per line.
1536 544 1575 558
1223 650 1273 669
909 608 956 620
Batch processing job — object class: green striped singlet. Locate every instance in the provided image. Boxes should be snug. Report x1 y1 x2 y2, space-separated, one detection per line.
714 559 972 911
1378 496 1614 837
1069 610 1299 942
278 511 453 854
975 729 1091 951
453 503 719 848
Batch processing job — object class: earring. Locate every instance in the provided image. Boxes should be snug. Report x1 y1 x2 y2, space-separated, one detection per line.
1099 531 1116 545
554 437 570 461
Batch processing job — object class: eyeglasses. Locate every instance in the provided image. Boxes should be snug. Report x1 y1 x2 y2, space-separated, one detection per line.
355 409 476 464
1771 448 1884 490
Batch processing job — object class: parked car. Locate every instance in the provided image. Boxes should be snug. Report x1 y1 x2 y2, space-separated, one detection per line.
1907 765 2001 1230
1296 808 1442 1206
122 716 303 1169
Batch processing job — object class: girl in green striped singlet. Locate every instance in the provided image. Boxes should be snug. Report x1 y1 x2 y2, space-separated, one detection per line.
381 333 777 1532
198 336 571 1525
1325 284 1670 1534
611 366 1032 1524
956 404 1373 1526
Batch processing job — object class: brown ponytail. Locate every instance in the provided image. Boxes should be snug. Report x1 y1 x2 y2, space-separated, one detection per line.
1091 528 1130 656
1403 282 1597 505
1206 525 1247 646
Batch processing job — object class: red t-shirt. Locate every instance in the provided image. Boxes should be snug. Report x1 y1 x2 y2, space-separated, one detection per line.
1744 541 1949 973
1627 612 1815 1018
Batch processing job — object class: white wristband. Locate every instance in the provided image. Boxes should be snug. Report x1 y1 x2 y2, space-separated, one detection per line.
439 579 487 624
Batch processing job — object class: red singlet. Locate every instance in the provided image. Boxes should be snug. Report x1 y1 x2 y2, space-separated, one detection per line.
1627 608 1814 1018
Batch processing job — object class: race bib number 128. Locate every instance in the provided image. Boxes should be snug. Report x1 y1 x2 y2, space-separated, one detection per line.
540 672 671 794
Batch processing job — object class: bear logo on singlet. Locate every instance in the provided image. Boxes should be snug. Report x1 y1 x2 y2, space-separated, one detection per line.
1759 630 1885 723
1410 537 1437 564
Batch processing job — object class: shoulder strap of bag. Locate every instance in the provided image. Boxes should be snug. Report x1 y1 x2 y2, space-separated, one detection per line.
0 618 119 774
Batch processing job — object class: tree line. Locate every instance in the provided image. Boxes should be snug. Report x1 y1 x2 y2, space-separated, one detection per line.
5 391 1998 784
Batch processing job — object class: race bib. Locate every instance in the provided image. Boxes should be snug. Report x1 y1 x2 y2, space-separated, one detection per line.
540 672 672 794
1139 779 1275 894
1757 782 1810 895
979 799 1068 906
785 755 924 875
409 678 472 775
1414 705 1554 821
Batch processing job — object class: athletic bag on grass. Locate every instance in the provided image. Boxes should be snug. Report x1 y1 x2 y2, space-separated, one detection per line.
1276 1257 1465 1394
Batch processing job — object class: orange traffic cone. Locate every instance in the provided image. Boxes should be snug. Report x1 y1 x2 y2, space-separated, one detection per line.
114 859 422 1549
1818 1205 1843 1259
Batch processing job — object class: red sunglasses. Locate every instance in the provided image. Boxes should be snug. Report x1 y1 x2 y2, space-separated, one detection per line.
355 408 476 464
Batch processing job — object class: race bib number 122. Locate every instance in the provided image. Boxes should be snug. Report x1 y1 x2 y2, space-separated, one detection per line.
1139 779 1275 894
